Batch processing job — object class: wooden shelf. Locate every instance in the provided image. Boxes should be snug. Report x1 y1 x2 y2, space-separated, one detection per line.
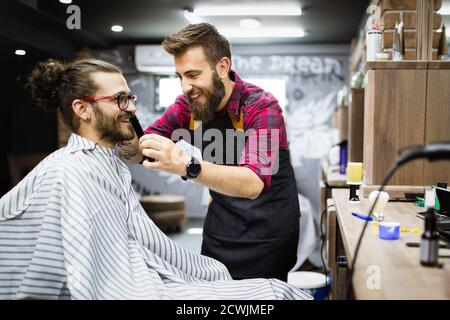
364 61 429 73
321 159 348 188
428 61 450 69
365 60 450 72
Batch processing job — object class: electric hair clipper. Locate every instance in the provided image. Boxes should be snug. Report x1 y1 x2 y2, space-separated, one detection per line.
130 115 155 162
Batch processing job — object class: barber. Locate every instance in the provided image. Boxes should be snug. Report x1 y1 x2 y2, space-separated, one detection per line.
120 23 300 281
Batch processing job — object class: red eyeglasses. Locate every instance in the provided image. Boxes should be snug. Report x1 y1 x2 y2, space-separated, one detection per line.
81 92 137 111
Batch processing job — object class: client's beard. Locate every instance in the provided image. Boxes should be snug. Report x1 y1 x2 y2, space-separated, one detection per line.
187 72 225 123
93 107 135 145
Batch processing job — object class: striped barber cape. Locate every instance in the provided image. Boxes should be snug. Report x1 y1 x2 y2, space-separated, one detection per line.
0 133 312 300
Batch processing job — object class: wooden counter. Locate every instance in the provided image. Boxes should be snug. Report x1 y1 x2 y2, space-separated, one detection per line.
327 188 450 299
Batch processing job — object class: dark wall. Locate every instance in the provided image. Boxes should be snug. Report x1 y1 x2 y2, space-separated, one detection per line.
0 0 91 195
7 65 58 154
1 40 59 196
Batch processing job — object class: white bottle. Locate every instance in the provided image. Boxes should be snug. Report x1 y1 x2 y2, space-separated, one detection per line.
367 24 382 62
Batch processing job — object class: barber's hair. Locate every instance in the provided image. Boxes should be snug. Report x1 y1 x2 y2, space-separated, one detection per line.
162 23 232 67
26 58 122 130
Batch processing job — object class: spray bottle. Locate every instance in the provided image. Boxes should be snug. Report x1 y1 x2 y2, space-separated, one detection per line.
420 209 440 267
438 24 448 61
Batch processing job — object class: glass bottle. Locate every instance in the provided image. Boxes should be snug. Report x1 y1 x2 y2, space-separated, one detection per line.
420 209 439 267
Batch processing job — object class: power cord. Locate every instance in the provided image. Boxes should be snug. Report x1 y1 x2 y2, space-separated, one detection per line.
345 162 400 298
320 204 336 300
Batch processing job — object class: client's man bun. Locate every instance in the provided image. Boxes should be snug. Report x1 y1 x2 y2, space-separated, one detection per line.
26 58 122 131
26 59 67 112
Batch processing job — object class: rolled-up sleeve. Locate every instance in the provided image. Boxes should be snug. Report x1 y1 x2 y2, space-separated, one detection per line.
238 99 286 191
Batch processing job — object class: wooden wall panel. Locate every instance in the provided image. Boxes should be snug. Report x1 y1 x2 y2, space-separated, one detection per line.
424 69 450 185
338 105 349 143
364 69 426 185
348 88 365 162
364 71 376 185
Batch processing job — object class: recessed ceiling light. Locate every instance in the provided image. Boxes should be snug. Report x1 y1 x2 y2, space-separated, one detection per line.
15 49 26 56
59 0 72 4
240 18 261 29
111 25 123 32
194 4 302 16
183 9 205 24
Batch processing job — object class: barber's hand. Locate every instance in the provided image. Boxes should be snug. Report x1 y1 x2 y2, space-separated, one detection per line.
140 134 190 176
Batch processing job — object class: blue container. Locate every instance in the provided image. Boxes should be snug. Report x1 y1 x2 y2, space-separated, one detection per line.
379 222 400 240
339 144 348 175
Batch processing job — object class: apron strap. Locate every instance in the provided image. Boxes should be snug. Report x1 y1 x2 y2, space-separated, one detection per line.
229 112 244 132
189 115 201 131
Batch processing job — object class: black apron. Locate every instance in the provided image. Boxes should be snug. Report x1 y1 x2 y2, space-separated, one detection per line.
188 110 300 281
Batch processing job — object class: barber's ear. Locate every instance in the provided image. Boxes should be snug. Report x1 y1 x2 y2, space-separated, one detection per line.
215 57 231 79
72 99 92 122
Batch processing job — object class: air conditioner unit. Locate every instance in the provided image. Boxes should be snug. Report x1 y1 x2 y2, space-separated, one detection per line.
135 45 175 74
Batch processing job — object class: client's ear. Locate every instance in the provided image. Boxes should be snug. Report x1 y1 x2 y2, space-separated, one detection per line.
72 99 92 122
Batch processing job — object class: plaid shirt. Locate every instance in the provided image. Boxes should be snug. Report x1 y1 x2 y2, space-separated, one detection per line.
145 71 289 191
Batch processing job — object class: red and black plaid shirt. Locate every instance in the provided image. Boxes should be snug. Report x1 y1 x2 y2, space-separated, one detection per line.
145 71 289 190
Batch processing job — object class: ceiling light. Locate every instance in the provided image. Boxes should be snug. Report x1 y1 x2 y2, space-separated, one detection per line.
183 9 205 24
438 4 450 15
59 0 72 4
194 4 302 16
240 18 261 29
220 27 305 38
111 25 123 32
15 49 26 56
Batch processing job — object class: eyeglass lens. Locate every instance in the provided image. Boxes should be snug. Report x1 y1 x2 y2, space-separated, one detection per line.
117 94 136 110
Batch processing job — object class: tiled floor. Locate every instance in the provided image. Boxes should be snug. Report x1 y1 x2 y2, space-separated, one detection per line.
167 217 204 254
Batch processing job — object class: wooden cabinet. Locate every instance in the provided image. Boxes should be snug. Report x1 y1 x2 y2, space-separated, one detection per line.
348 88 365 162
363 61 450 187
336 105 349 143
424 63 450 185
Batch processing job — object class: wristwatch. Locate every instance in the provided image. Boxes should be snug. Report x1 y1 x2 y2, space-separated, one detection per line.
182 157 201 181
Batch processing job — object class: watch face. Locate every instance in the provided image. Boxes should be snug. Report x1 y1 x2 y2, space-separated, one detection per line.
188 162 201 177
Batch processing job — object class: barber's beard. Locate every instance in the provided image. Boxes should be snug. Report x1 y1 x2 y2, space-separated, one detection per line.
187 72 225 123
92 107 135 144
